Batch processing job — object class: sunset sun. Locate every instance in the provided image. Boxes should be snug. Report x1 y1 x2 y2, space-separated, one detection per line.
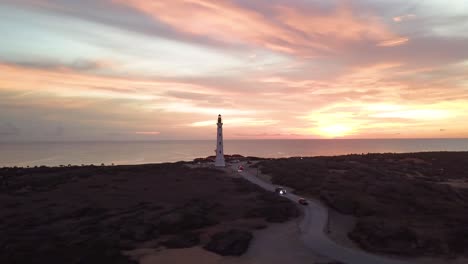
318 124 355 138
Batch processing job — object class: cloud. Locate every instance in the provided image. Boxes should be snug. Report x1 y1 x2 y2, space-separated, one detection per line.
233 132 302 138
3 54 468 140
377 37 409 47
114 0 407 56
369 109 453 120
0 122 20 136
393 14 416 22
53 125 65 137
300 100 466 138
135 131 160 135
190 118 279 127
1 1 468 140
1 59 114 74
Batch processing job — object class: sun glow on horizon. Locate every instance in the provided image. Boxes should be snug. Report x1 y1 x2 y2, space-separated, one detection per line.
316 124 355 138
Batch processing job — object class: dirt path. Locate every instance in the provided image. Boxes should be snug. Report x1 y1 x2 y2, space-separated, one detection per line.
239 162 412 264
128 220 329 264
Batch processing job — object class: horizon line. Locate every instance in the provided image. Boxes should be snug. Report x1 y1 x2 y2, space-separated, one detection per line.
1 137 468 143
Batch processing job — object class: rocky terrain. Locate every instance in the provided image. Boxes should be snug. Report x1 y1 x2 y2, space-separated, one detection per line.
257 152 468 258
0 162 298 264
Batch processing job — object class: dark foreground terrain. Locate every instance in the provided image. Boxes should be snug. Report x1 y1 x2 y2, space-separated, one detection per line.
258 152 468 258
0 163 297 264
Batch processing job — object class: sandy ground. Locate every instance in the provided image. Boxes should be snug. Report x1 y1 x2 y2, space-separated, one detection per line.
127 247 223 264
127 219 331 264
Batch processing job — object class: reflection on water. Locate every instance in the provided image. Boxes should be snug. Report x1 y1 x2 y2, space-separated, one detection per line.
0 139 467 167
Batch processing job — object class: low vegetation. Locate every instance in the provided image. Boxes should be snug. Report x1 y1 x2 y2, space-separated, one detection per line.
258 152 468 257
0 162 297 263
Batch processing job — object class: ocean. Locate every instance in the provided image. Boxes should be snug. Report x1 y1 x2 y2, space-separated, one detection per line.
1 139 468 167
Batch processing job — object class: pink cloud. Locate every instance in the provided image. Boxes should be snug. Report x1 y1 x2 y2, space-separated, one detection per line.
114 0 407 56
377 37 409 47
276 5 395 42
135 131 161 135
393 14 416 23
2 57 468 139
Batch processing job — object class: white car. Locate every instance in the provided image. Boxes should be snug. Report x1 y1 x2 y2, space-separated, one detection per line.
275 187 286 195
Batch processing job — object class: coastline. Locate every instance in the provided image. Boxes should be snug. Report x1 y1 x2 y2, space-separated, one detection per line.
2 139 468 168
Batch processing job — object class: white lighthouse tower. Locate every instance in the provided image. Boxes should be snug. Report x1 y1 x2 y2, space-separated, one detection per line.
215 114 226 167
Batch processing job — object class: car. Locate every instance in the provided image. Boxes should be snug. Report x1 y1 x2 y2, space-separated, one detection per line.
275 187 286 195
237 165 244 172
298 198 308 205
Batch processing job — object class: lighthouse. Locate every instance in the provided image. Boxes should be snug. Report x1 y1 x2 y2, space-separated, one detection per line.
215 114 226 167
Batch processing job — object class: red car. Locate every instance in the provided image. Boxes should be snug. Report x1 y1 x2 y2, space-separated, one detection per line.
298 198 308 205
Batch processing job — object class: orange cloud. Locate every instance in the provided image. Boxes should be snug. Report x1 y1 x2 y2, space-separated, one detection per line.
0 63 211 100
2 60 468 139
190 118 279 127
276 5 395 42
3 1 468 141
135 131 160 135
377 37 409 47
114 0 407 56
0 62 251 117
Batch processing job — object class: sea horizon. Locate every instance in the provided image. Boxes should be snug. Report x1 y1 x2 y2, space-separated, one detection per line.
2 137 468 143
1 138 468 167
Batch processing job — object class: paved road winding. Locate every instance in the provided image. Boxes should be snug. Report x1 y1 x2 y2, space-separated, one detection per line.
238 165 413 264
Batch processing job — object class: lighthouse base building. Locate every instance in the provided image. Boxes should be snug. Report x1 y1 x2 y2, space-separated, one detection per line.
215 114 226 167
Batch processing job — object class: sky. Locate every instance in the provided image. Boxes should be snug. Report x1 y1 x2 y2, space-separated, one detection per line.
1 0 468 141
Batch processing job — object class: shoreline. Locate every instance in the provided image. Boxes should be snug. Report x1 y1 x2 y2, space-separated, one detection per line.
2 139 468 167
2 150 468 169
0 150 468 169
